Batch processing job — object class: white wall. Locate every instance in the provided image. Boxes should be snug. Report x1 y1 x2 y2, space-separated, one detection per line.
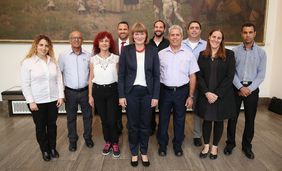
0 0 281 100
269 0 282 98
0 43 93 101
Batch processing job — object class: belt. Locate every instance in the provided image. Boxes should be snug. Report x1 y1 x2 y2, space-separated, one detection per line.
241 81 252 87
161 83 188 91
65 86 88 92
93 82 117 88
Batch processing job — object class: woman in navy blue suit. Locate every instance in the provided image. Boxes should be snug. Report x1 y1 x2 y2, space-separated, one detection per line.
118 22 160 167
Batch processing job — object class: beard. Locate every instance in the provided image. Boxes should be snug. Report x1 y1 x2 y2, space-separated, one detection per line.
154 31 164 38
244 39 254 45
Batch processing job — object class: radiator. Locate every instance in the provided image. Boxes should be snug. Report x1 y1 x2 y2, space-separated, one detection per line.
11 101 81 114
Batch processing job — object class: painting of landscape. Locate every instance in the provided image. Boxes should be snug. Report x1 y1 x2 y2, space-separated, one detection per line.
0 0 267 43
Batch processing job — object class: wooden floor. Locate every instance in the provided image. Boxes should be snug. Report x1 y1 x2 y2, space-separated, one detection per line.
0 102 282 171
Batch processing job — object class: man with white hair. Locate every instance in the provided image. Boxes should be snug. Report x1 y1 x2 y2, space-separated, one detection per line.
157 25 199 157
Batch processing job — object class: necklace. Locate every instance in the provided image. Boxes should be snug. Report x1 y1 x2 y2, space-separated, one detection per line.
136 46 145 53
99 51 110 59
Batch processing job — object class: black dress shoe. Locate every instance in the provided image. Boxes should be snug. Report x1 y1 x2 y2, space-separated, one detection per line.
173 145 183 156
141 155 150 167
85 139 94 148
42 152 51 161
158 146 167 156
242 148 255 159
223 145 234 155
69 142 77 152
193 138 202 147
50 149 59 158
130 156 138 167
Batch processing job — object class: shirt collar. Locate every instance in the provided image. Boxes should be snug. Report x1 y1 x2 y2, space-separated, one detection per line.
33 55 51 63
119 38 129 44
67 48 87 55
183 38 205 45
166 45 185 53
151 36 166 43
242 42 256 50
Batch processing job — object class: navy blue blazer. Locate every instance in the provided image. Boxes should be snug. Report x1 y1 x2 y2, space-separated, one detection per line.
118 44 160 99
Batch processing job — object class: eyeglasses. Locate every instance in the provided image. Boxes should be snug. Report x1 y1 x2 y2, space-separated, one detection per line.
70 37 82 40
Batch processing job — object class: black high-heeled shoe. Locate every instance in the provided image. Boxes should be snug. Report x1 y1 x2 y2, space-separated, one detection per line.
199 151 209 158
130 156 138 167
199 145 209 159
141 155 150 167
209 147 218 160
209 153 218 160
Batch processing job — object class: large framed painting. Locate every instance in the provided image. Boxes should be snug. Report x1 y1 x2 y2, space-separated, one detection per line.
0 0 267 44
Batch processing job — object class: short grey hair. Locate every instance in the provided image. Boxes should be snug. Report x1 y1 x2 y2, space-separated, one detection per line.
168 25 183 36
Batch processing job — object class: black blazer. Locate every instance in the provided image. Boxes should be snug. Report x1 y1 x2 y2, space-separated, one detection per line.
118 44 160 99
196 49 236 120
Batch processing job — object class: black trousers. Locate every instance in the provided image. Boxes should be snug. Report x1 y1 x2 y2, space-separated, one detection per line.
92 83 119 143
29 101 58 153
157 84 189 147
202 120 223 146
150 108 157 132
226 88 259 150
126 86 152 156
65 88 93 142
117 106 123 134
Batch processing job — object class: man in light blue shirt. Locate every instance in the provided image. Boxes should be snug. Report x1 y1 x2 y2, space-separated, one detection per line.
182 20 207 147
157 25 199 157
224 23 266 159
58 31 93 152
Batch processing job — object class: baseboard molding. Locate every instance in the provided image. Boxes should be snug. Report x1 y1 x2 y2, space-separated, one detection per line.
258 97 271 106
0 97 272 117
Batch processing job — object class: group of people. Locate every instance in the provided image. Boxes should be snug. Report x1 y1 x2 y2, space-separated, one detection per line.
20 19 266 167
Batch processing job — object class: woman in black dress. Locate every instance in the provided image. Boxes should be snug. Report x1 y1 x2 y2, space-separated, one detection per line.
196 28 236 160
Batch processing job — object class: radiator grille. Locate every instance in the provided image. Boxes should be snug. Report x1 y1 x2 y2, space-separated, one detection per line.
11 101 81 114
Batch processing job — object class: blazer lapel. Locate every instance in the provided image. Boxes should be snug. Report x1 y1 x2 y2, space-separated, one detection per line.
130 45 137 70
144 46 149 71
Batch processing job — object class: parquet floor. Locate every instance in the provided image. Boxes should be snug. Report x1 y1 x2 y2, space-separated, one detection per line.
0 102 281 171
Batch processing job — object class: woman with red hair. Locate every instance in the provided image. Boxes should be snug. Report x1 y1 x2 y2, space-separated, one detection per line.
88 31 120 157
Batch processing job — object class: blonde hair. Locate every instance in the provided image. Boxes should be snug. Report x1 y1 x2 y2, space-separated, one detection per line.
25 34 56 63
131 22 148 43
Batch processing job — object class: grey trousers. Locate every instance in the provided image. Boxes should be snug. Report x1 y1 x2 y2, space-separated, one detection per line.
193 113 202 138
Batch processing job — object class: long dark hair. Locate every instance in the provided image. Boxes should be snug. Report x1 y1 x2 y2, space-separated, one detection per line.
202 28 226 60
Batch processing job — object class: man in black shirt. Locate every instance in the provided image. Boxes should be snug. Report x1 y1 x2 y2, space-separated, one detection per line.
148 20 169 135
